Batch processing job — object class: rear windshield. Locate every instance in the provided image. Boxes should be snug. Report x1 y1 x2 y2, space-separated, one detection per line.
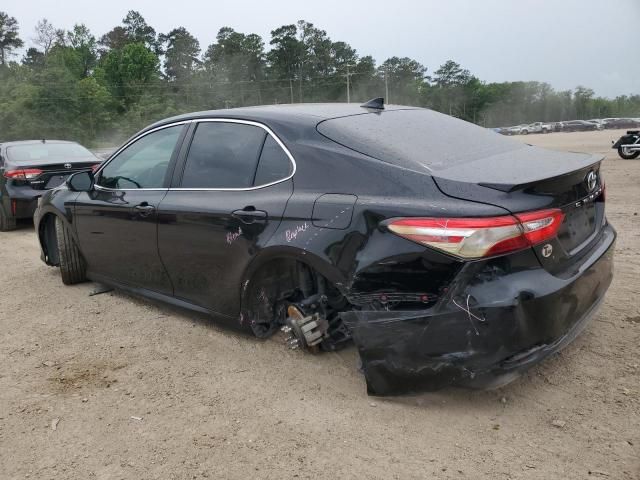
6 143 93 163
317 109 524 173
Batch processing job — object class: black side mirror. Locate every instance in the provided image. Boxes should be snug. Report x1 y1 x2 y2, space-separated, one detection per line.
67 171 94 192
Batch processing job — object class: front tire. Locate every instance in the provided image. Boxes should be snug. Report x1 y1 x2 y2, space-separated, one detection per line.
618 146 640 159
0 205 16 232
55 217 87 285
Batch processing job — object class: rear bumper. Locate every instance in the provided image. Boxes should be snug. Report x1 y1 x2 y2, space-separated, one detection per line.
342 224 616 396
3 185 42 219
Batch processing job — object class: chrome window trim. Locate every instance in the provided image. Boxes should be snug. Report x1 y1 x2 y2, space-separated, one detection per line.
93 118 297 193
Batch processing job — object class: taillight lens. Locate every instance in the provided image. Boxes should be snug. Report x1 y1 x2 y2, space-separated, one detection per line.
3 168 43 180
387 209 564 259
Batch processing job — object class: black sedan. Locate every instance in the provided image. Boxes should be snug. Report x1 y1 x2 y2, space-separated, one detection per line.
603 118 639 129
561 120 599 132
0 140 100 231
34 101 615 395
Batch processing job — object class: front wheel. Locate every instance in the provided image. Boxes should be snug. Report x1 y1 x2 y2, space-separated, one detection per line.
55 217 87 285
618 146 640 159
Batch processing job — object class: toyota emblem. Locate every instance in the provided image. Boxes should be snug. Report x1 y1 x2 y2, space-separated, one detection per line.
64 163 72 169
585 171 597 192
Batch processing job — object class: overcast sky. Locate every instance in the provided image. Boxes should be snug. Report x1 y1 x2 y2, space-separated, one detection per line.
4 0 640 98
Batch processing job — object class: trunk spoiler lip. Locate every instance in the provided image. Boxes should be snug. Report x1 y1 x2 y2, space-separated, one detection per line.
475 154 604 193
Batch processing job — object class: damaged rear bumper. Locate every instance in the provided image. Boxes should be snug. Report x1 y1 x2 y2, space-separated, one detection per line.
342 225 616 396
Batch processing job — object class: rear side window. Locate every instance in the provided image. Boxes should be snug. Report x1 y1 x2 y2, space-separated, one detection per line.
254 135 293 186
181 122 266 188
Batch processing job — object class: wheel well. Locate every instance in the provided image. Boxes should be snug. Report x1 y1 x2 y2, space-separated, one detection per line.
240 257 310 337
39 213 60 266
240 257 352 349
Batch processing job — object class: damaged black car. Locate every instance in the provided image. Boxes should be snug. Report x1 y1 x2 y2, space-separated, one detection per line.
34 100 615 395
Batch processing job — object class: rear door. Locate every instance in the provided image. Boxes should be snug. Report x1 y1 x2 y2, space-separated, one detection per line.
74 123 188 294
157 119 294 316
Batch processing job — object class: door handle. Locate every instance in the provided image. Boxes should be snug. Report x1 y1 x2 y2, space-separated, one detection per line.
134 203 156 217
232 207 267 224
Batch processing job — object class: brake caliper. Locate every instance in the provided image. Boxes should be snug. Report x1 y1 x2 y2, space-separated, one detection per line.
281 305 329 353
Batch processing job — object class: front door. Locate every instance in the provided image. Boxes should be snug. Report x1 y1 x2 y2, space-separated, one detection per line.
74 124 187 294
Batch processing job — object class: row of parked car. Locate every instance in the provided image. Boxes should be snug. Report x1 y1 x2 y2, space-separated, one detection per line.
496 117 640 135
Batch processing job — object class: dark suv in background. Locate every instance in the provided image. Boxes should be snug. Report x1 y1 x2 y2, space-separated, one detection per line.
0 140 100 231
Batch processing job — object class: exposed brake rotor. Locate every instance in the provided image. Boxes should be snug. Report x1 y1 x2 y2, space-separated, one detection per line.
281 305 329 353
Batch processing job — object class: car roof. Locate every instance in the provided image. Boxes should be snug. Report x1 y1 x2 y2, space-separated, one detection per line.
144 103 421 133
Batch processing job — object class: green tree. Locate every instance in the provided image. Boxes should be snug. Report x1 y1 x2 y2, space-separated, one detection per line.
103 42 159 107
76 76 112 141
98 26 128 54
0 12 24 65
433 60 470 87
574 86 595 119
22 48 45 68
123 10 160 54
204 27 265 82
160 27 200 82
269 24 305 81
379 57 426 104
66 24 97 77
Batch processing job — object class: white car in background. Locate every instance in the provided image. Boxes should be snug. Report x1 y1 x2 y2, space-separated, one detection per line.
503 125 524 135
520 122 552 134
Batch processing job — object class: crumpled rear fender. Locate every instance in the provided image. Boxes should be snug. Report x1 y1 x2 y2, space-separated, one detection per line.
342 226 615 396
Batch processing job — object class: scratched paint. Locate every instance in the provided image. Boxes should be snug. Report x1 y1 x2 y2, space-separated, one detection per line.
452 295 485 336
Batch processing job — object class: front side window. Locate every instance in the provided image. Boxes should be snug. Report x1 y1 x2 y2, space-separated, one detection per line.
98 125 183 189
181 122 267 189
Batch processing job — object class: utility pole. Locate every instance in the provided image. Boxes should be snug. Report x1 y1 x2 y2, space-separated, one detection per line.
299 62 303 103
345 64 355 103
384 66 389 104
289 78 294 104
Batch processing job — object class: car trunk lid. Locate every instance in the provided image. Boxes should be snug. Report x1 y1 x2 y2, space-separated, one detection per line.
5 158 98 190
431 148 605 270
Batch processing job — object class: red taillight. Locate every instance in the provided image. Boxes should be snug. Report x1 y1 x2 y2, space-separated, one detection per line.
3 168 43 180
387 209 564 259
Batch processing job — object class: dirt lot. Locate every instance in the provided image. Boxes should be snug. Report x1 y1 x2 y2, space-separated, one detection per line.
0 129 638 480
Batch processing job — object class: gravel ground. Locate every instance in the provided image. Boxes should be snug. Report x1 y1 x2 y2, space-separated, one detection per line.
0 129 638 479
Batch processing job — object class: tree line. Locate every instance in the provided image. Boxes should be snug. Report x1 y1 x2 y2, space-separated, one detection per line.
0 11 638 146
